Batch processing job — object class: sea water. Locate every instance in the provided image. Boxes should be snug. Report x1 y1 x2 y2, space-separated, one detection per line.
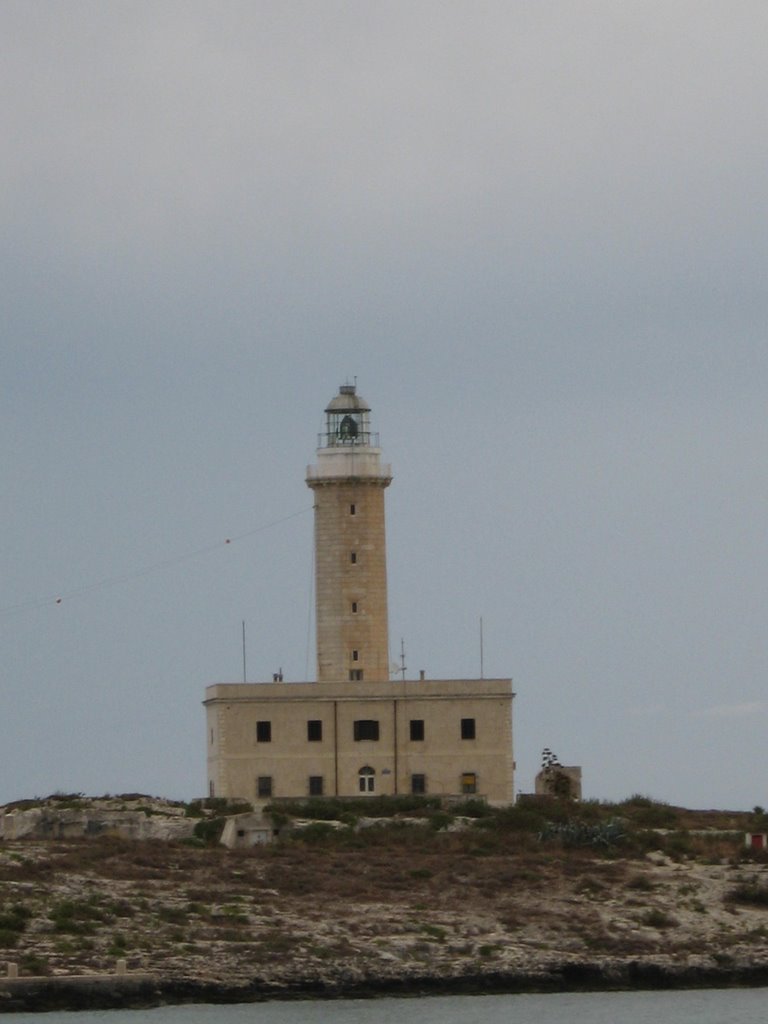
2 989 768 1024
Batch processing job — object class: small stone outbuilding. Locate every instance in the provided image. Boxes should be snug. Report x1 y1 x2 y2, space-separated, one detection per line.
219 812 276 848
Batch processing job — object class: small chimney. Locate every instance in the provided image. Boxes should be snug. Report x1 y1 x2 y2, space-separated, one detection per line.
419 669 425 681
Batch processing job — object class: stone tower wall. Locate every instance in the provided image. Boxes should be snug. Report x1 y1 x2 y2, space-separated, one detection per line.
309 477 390 682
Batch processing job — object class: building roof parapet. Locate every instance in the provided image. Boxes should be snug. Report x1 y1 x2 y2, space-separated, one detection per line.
204 678 513 704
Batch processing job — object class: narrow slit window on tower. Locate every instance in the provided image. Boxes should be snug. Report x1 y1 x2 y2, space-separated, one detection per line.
352 649 359 661
350 503 356 515
350 551 357 564
351 601 358 613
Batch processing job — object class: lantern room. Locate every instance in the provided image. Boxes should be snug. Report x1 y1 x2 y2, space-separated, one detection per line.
319 384 377 448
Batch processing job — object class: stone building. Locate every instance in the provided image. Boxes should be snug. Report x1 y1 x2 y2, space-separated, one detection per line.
204 385 514 805
534 765 583 801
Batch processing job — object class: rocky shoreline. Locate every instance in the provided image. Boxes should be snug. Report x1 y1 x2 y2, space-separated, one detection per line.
3 959 768 1013
3 797 768 1012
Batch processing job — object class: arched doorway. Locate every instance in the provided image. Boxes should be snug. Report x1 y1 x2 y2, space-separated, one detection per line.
358 766 375 794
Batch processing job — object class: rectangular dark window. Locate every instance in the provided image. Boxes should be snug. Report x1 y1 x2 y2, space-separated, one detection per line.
351 601 358 613
307 720 323 742
352 649 359 661
256 720 272 742
309 776 324 796
411 773 426 795
461 718 476 740
409 719 425 742
349 669 364 681
257 776 273 798
353 719 379 741
350 551 357 563
461 772 477 795
350 504 356 515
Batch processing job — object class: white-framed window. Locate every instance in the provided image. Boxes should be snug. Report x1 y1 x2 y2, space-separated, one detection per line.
358 766 375 793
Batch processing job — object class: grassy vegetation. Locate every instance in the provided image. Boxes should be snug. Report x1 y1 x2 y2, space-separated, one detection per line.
256 793 756 867
727 882 768 908
0 903 31 948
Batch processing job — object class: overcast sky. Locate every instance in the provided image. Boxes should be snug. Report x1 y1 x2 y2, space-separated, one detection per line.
2 1 767 810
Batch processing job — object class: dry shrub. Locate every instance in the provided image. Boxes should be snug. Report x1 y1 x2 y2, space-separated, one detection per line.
626 873 655 891
640 908 678 929
727 882 768 908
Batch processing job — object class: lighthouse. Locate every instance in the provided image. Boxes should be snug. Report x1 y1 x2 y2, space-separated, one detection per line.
306 384 392 683
204 383 514 806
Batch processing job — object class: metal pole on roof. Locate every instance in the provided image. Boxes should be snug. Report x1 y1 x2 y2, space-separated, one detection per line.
480 616 484 679
242 620 247 683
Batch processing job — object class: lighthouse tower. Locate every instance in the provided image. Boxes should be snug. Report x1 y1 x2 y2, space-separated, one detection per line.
205 382 515 805
306 384 392 683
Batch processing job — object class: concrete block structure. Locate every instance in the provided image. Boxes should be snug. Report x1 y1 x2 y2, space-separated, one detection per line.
204 384 515 805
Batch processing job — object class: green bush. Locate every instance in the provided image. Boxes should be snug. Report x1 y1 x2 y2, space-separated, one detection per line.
49 898 105 935
157 905 188 923
267 794 442 822
641 908 678 929
620 796 678 828
728 883 768 907
193 817 226 845
294 822 338 843
21 954 48 976
428 812 454 832
0 904 31 934
108 932 129 956
186 797 252 818
661 831 694 859
47 792 86 809
450 799 492 818
627 874 655 892
268 798 346 821
475 806 548 832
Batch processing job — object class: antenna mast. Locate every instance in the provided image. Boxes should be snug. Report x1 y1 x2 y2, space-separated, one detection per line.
242 620 247 683
479 616 484 679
